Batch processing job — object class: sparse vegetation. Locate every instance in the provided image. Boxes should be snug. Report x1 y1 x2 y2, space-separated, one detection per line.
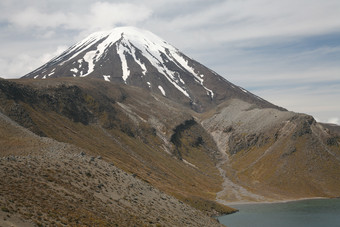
1 207 9 212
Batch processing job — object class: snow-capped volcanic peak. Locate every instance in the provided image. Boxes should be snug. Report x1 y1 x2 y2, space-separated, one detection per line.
23 26 279 112
24 27 216 100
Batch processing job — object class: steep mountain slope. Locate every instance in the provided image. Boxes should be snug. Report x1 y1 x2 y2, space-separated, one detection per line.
23 26 281 112
0 110 224 226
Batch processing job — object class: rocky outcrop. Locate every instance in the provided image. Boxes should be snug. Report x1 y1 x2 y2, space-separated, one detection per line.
0 80 95 126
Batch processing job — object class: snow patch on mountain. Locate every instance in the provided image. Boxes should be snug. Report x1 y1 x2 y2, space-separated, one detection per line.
70 68 78 73
83 50 96 77
124 41 147 76
240 87 248 93
158 85 166 96
116 43 130 82
103 75 111 82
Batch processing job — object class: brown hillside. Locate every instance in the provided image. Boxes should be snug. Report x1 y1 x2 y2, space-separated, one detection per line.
0 88 226 226
0 78 235 217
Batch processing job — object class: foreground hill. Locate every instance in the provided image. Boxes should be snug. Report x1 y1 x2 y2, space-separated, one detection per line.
0 96 224 226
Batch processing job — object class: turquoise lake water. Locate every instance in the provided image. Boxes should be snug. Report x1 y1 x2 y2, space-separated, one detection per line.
218 199 340 227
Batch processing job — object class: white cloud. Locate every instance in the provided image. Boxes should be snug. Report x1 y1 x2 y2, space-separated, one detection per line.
0 45 67 78
8 7 68 28
38 30 57 39
87 2 152 31
226 67 340 89
3 1 340 50
253 83 340 124
327 118 339 125
146 0 340 50
6 2 152 34
39 45 68 64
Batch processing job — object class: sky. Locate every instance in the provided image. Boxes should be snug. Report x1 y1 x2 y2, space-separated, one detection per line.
0 0 340 124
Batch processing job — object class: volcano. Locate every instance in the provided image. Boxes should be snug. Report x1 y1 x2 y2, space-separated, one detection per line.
23 26 280 112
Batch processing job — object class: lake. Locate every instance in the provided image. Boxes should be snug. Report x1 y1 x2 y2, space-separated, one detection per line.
218 198 340 227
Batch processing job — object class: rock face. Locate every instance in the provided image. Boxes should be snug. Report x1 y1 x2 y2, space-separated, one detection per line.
23 26 281 112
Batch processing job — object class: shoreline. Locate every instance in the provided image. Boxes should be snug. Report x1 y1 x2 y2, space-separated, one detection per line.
224 196 335 206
